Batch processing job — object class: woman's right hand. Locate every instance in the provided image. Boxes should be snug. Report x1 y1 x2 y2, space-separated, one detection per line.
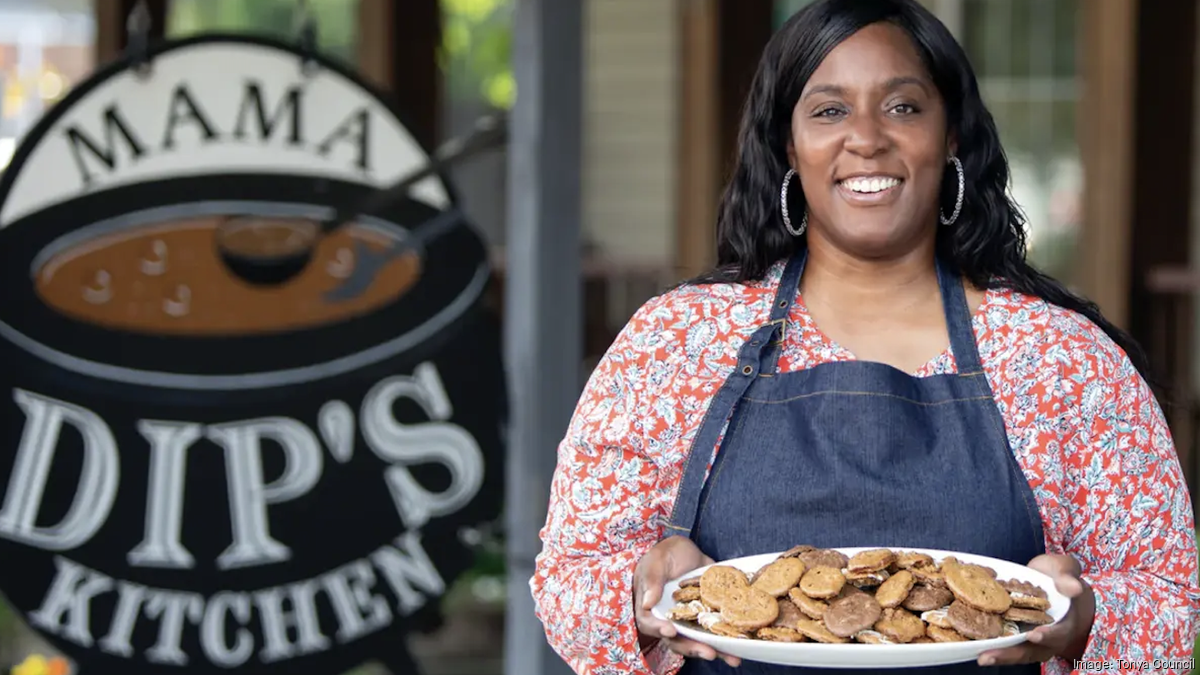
633 535 742 667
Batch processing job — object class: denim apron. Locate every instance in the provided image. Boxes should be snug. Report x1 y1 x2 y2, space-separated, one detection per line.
665 253 1045 675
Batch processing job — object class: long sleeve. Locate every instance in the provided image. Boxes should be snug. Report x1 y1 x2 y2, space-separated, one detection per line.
1047 340 1200 673
530 296 687 675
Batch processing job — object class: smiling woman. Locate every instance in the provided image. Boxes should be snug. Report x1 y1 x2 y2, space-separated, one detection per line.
530 1 1200 674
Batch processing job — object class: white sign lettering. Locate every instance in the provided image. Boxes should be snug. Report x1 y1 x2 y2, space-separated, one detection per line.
208 418 325 571
362 363 485 530
0 390 119 550
0 363 485 573
0 43 450 227
28 531 443 668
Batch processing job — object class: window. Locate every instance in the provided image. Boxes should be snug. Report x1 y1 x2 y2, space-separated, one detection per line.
962 0 1081 284
0 0 96 169
167 0 358 65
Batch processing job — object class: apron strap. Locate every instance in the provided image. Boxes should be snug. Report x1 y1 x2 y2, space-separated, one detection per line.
760 252 806 374
935 256 985 376
664 254 804 537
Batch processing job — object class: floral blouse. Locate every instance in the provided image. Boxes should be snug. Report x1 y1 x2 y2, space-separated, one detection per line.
530 260 1200 675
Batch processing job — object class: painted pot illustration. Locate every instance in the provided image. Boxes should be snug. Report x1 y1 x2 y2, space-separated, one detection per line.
0 35 506 675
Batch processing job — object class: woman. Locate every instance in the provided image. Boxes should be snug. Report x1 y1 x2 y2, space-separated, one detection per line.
530 0 1200 673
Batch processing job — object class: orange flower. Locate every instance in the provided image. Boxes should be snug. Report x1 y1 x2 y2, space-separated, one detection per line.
10 655 70 675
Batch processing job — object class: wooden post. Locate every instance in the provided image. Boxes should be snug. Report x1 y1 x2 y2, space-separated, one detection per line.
675 0 719 277
383 0 441 147
1076 0 1137 329
674 0 773 278
356 0 394 92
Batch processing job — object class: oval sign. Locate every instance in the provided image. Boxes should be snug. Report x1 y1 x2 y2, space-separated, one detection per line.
0 34 507 675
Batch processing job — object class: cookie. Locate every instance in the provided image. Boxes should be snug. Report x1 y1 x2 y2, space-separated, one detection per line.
678 574 702 588
946 599 1004 640
902 584 954 612
847 549 896 573
673 586 702 603
709 621 750 638
910 564 947 589
799 549 850 570
854 630 895 644
756 626 805 642
1000 579 1051 610
700 565 750 610
779 544 817 558
836 584 869 599
875 570 915 608
719 586 780 630
845 568 891 588
1003 607 1054 626
945 562 1011 614
793 616 850 644
773 597 804 629
919 608 953 629
926 625 968 642
911 635 935 643
1002 621 1021 636
894 551 935 570
944 557 996 578
788 587 829 619
799 566 846 599
823 590 883 638
751 557 807 597
668 600 708 622
874 607 927 644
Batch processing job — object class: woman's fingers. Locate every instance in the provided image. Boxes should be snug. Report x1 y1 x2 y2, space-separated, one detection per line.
660 636 742 667
635 607 679 640
977 642 1056 666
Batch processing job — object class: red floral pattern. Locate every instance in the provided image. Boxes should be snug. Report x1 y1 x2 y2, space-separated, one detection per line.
530 261 1200 674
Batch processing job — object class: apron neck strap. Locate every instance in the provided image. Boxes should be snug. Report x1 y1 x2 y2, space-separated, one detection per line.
760 251 983 376
769 253 807 322
760 252 806 373
935 256 985 375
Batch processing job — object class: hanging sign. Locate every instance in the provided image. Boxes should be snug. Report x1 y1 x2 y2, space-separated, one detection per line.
0 34 506 675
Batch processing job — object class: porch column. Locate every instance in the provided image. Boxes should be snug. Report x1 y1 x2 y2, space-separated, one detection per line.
503 0 583 674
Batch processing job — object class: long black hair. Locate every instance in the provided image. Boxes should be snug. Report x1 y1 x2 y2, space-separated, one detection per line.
692 0 1157 388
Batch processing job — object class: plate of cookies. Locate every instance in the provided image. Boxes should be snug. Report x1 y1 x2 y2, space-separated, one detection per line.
651 545 1069 669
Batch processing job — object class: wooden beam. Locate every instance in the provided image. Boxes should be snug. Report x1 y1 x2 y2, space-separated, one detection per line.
1076 0 1137 329
674 0 773 277
675 0 720 277
356 0 394 91
386 0 441 147
1129 0 1196 339
717 0 772 182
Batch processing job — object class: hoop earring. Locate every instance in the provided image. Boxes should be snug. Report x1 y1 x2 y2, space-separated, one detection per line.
940 156 964 226
780 169 807 236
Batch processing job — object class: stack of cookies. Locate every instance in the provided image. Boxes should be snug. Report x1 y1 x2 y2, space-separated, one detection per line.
666 546 1054 644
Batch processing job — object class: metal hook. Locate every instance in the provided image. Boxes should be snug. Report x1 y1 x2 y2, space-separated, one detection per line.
294 0 320 77
126 0 153 77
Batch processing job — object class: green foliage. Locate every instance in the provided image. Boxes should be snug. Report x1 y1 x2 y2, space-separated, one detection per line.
167 0 360 66
440 0 514 108
166 0 514 109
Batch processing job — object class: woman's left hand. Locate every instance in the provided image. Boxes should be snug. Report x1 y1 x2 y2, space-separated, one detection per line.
977 554 1096 667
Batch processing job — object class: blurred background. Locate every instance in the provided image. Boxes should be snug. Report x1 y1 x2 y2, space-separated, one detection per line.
0 0 1194 673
